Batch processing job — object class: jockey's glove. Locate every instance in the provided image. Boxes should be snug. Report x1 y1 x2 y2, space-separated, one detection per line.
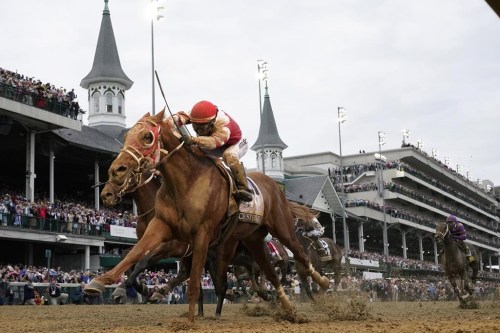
180 135 194 145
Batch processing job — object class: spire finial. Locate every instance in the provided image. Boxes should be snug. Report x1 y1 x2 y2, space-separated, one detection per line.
103 0 110 15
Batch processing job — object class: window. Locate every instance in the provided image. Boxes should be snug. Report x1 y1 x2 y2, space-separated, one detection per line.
118 93 124 115
92 92 100 113
271 153 277 169
106 92 113 113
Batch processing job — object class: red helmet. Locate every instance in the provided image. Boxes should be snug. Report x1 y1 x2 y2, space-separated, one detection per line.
190 101 218 123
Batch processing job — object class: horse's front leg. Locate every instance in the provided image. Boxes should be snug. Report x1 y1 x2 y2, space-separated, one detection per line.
187 233 210 322
125 242 171 290
449 276 462 301
213 242 238 317
86 218 172 295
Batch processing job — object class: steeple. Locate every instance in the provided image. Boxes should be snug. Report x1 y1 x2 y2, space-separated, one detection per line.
251 85 287 183
80 0 133 138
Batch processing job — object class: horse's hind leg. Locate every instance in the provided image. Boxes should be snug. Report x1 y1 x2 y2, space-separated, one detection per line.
272 229 329 291
242 238 293 311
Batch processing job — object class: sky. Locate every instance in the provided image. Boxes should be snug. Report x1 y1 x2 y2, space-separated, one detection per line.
1 0 499 185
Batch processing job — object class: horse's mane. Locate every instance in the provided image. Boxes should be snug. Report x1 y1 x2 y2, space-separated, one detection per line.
288 201 319 221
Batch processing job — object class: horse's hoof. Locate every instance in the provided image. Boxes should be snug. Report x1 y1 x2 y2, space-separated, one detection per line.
85 280 106 295
319 276 330 290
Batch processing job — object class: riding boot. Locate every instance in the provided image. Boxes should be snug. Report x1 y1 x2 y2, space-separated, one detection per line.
465 245 475 263
231 162 253 202
458 240 475 263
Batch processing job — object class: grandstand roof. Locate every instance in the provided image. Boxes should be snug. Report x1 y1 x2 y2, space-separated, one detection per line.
52 125 123 154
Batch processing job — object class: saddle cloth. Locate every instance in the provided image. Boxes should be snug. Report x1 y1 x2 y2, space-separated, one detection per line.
236 177 264 224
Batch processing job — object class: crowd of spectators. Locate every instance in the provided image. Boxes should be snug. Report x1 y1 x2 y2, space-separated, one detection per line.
0 67 84 120
2 245 499 306
1 182 499 306
331 160 495 214
1 188 137 236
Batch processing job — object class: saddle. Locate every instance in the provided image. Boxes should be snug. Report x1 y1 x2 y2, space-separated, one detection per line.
207 159 264 248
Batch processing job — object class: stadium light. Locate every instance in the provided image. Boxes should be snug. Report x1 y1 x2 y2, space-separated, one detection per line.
338 107 349 254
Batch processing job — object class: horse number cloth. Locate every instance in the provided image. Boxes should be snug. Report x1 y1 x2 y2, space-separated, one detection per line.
237 178 264 224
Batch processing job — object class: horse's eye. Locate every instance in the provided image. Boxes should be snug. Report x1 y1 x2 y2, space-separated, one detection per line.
143 132 153 144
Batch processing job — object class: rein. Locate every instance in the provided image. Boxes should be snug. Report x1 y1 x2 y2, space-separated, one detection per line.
113 118 185 201
136 206 155 220
435 224 450 241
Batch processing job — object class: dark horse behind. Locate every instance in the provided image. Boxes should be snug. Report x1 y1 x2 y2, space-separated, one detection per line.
434 222 479 303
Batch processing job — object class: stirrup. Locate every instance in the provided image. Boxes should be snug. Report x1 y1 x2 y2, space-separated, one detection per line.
467 256 475 263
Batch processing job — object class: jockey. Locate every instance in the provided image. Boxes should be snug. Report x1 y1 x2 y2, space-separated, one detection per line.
446 215 475 263
300 217 327 257
264 233 282 261
168 101 253 202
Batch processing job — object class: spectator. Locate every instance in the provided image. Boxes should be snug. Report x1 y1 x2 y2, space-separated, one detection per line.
23 281 36 305
0 272 14 305
47 279 68 305
71 281 87 305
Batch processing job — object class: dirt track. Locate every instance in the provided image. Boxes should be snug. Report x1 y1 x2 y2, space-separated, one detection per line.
1 297 499 333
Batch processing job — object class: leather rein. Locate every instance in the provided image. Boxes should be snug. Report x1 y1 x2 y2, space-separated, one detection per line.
109 118 184 203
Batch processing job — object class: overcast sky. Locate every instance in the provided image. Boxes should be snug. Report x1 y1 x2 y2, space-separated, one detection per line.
1 0 499 184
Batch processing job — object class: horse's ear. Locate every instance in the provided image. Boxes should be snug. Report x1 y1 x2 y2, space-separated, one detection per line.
153 108 165 122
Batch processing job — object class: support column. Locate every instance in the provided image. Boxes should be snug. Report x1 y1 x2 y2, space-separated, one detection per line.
25 131 36 202
94 160 100 211
488 254 492 273
433 240 438 266
345 221 350 254
330 213 336 243
49 145 54 204
85 245 90 270
358 222 365 252
28 243 34 266
479 251 483 272
418 233 423 261
401 230 407 259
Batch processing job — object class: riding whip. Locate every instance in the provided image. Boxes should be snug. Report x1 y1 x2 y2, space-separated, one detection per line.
154 70 191 137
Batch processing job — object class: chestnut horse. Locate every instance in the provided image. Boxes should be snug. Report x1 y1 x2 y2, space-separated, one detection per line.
100 169 207 312
434 222 479 303
289 201 343 299
87 110 328 321
100 161 264 315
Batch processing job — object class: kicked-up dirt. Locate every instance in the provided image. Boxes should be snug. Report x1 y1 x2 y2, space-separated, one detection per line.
1 295 499 333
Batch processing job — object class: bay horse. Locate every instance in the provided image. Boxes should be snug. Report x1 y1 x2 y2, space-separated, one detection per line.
87 110 328 321
289 201 343 300
434 222 479 303
231 238 290 297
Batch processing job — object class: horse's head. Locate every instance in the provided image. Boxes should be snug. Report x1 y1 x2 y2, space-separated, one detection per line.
434 222 449 243
101 111 165 206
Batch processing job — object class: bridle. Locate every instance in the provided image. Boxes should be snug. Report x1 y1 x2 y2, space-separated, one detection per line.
435 223 450 242
109 118 184 202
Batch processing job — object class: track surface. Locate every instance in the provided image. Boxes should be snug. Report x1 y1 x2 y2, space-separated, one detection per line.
1 300 499 333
